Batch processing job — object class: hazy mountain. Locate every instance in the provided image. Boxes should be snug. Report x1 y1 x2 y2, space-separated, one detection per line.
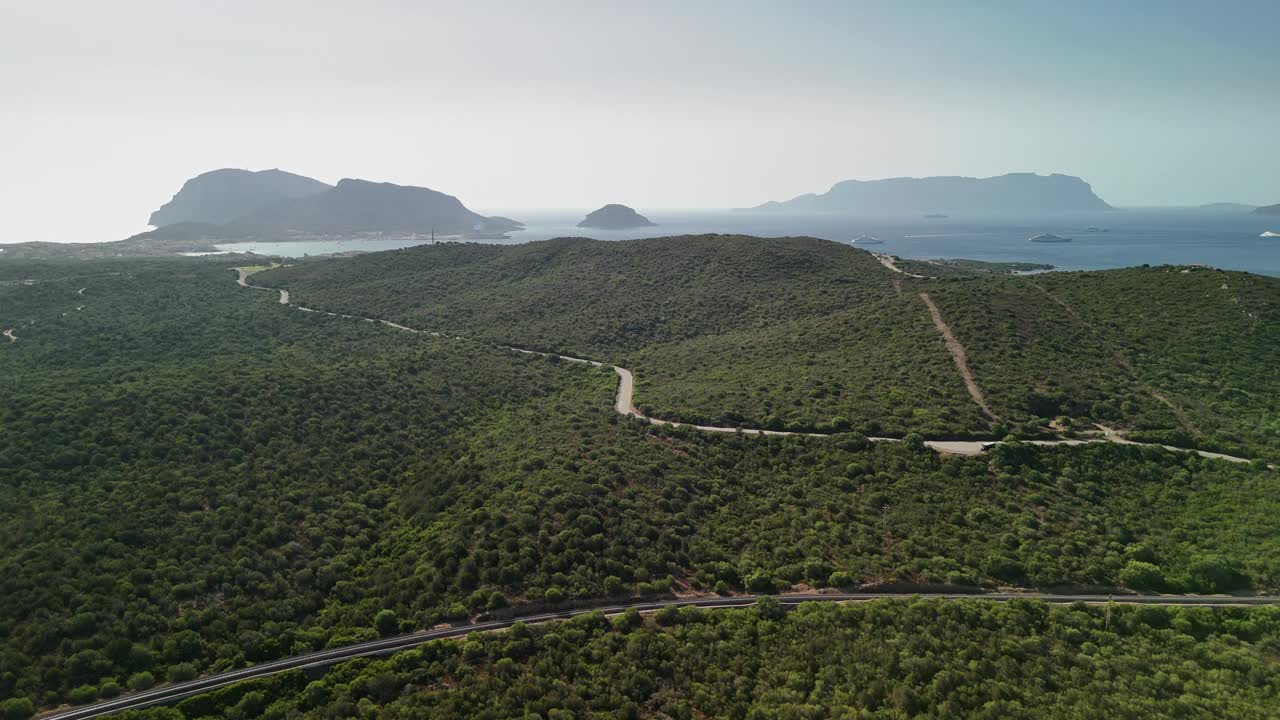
577 204 656 229
149 169 332 226
745 173 1112 215
224 178 513 236
1253 203 1280 216
1200 202 1257 212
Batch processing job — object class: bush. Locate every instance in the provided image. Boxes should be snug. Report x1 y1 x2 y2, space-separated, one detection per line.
603 575 625 595
828 571 857 588
745 571 776 593
654 606 682 626
69 685 98 705
374 609 399 637
127 671 156 691
1118 561 1165 591
0 698 35 720
1186 556 1245 593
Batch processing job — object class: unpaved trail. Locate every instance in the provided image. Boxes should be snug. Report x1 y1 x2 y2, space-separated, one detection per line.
1029 281 1202 438
3 328 16 343
874 253 933 279
919 292 998 420
232 269 1267 465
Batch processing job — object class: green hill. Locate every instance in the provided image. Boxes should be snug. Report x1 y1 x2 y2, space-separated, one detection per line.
259 236 1280 458
928 266 1280 458
3 257 1277 711
258 235 988 437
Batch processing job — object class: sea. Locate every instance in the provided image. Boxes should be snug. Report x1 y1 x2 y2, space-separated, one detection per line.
215 209 1280 277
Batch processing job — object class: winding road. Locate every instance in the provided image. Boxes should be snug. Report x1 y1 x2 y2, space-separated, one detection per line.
27 269 1273 719
38 591 1280 720
234 268 1263 464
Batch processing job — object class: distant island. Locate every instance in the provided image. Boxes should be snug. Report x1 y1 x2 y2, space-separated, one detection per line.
1200 202 1257 212
149 168 332 226
140 172 523 241
1253 203 1280 216
577 204 656 229
743 173 1112 215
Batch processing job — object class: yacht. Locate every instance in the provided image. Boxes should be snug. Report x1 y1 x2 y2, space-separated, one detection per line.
1262 231 1279 238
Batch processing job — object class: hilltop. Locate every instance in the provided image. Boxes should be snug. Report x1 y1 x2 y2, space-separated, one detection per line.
577 203 656 229
258 235 1280 458
746 172 1112 214
148 168 332 226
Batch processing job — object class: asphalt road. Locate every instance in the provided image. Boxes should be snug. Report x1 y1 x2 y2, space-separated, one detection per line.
39 591 1280 720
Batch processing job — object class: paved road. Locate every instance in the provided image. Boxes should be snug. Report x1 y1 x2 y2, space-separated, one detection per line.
38 591 1280 720
233 268 1265 465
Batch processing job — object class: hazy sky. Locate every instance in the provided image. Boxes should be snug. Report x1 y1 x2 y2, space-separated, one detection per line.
2 0 1278 243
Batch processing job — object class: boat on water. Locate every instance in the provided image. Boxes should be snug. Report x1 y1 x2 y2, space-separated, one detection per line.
1085 227 1110 233
850 234 885 245
1262 231 1279 238
1029 233 1071 243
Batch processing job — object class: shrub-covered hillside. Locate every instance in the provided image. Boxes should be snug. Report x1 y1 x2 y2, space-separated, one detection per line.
258 236 989 437
115 599 1280 720
260 237 1280 457
927 266 1280 459
2 258 1277 713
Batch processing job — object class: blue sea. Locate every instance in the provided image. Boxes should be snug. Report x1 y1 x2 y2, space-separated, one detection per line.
217 209 1280 277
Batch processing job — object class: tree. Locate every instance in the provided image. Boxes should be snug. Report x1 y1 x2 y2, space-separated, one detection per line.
604 575 625 595
68 685 97 705
374 609 400 637
754 596 785 621
1186 556 1243 593
127 672 156 691
0 698 34 720
654 606 681 626
1118 561 1165 591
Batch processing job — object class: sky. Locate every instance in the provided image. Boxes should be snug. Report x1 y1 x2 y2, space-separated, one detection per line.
1 0 1277 243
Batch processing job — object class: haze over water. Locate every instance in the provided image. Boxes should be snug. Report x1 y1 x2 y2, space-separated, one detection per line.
218 209 1280 277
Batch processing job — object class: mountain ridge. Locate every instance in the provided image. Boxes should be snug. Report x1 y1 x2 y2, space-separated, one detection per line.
149 168 332 226
139 172 521 240
744 172 1112 214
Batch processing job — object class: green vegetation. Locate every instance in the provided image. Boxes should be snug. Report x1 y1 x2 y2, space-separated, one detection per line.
261 237 1280 457
927 265 1280 459
0 259 592 708
2 248 1277 714
118 599 1280 719
260 236 989 437
891 257 1054 278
